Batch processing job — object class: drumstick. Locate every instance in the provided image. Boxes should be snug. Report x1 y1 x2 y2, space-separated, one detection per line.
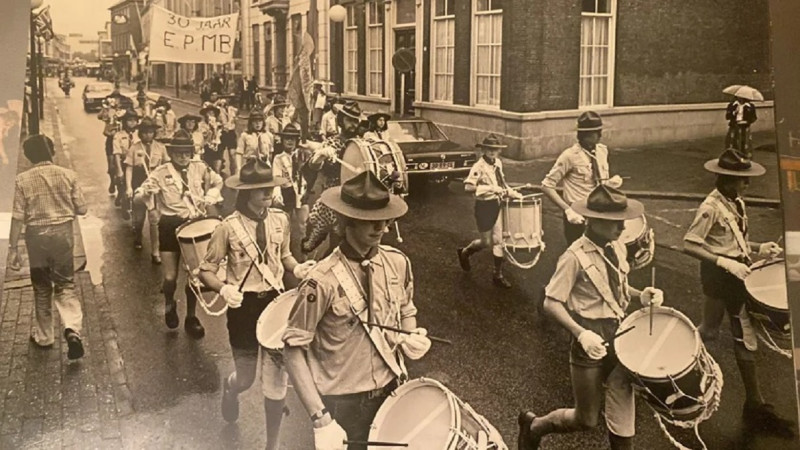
394 222 404 243
238 260 255 292
344 441 408 447
361 321 453 345
650 267 656 336
603 325 635 347
331 155 362 175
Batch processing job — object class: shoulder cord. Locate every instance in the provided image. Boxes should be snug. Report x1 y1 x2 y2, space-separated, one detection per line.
237 214 269 263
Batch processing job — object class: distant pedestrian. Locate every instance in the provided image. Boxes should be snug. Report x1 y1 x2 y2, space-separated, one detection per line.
725 96 757 157
7 134 88 360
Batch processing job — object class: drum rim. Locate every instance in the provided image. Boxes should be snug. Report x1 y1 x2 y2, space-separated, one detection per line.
175 216 223 238
744 260 788 311
502 197 543 207
368 377 458 444
616 306 701 380
619 215 647 243
256 288 298 349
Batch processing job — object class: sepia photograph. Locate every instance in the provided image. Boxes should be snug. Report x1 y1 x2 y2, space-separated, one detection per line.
1 0 798 449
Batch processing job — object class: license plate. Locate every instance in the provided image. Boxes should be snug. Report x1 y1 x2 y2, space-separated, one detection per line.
430 161 455 170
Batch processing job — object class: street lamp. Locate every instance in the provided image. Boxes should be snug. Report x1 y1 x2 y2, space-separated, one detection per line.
329 4 346 23
28 0 44 135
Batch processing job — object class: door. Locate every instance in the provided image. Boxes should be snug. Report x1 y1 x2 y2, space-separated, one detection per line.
394 29 415 116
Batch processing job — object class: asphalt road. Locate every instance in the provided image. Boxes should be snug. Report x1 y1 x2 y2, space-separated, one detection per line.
53 77 798 449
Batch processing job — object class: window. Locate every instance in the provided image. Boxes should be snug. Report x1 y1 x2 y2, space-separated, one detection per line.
431 0 455 102
386 120 448 143
579 0 614 107
264 22 272 86
344 6 358 94
473 0 502 107
252 24 260 84
396 0 416 25
367 2 384 97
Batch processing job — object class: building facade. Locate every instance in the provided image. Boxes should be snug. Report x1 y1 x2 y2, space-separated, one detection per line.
109 0 144 84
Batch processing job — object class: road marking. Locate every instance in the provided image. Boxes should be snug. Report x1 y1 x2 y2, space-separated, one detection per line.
646 213 684 229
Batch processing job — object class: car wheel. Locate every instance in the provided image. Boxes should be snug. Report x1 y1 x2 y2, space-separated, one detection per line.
83 104 90 112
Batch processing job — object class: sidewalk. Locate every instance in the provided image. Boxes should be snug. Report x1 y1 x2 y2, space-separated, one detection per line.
1 95 133 449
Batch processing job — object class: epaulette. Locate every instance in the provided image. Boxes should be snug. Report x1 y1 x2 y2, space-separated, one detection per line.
151 164 170 174
269 207 288 216
309 254 338 275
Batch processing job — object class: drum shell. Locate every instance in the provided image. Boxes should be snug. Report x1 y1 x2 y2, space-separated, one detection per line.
745 261 791 339
620 216 655 270
500 197 543 250
175 217 222 278
256 288 298 349
341 138 409 194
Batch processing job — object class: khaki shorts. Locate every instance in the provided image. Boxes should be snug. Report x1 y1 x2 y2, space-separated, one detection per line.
260 346 289 400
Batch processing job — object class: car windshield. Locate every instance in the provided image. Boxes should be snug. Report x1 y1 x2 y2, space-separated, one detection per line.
86 84 113 93
386 121 447 142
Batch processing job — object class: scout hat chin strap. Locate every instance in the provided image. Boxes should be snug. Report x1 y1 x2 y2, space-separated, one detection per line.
329 249 408 380
229 214 285 293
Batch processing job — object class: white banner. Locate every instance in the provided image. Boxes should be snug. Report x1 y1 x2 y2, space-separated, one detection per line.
148 5 238 65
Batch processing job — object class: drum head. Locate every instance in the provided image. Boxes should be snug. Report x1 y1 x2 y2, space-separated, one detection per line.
745 261 788 310
615 307 699 379
176 217 221 240
619 216 645 244
369 378 454 449
256 288 298 349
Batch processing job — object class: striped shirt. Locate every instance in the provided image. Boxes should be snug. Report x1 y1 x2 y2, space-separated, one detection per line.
12 162 86 226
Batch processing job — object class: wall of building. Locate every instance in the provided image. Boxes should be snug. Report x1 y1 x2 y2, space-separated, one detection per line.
615 0 771 105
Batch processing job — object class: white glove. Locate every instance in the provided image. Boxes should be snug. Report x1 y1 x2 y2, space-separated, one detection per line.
293 260 317 280
400 328 432 360
506 188 523 199
313 419 347 450
716 256 751 280
640 287 664 307
577 330 607 360
605 175 623 189
758 242 783 258
565 207 585 224
220 284 244 309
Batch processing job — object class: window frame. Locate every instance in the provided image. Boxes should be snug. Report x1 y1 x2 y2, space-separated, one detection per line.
578 0 617 109
366 1 385 97
471 0 502 108
343 5 359 95
430 0 455 103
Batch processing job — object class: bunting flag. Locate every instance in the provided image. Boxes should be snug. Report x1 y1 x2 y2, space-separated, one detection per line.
32 5 55 41
286 33 316 112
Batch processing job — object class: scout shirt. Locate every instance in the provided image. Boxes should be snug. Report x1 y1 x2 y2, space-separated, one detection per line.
684 189 751 262
320 110 338 137
272 151 294 189
542 143 610 204
199 209 291 292
545 235 631 320
134 160 224 219
219 105 238 131
112 128 139 159
266 115 286 144
191 129 204 159
236 131 274 163
124 140 169 170
283 244 418 396
153 109 177 141
464 156 509 201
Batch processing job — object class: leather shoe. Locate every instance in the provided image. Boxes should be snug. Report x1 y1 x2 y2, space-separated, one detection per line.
164 303 179 329
518 411 541 450
184 316 205 339
151 254 162 265
493 274 512 289
64 329 84 360
29 335 53 348
743 402 796 438
457 247 471 272
221 375 239 422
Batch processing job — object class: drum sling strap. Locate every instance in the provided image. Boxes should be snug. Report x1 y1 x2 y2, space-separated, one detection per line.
229 215 285 293
705 195 751 263
570 243 627 320
329 249 408 380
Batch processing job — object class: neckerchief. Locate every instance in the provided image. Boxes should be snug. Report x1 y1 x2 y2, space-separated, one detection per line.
340 240 379 324
238 205 268 263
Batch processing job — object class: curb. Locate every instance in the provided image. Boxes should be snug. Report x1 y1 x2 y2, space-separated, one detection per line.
147 91 201 108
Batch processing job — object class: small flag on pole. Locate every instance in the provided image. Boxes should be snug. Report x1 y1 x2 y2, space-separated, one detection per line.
33 5 55 41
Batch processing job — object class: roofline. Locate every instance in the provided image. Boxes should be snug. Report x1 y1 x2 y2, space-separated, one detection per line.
108 0 144 11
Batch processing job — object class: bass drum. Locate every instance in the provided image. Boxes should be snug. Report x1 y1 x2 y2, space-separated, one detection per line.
340 138 408 195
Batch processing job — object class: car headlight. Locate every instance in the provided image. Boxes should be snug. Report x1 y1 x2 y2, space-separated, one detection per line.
418 162 429 170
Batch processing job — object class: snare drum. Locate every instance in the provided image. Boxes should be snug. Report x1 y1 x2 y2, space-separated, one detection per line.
615 307 720 421
369 378 508 450
256 288 298 351
175 216 222 282
340 138 408 195
619 215 655 270
500 195 545 269
745 260 790 340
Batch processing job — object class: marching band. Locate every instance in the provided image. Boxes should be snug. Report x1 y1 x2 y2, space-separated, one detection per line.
90 87 795 450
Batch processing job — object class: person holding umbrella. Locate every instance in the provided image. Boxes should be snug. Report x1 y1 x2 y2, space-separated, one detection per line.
723 86 760 157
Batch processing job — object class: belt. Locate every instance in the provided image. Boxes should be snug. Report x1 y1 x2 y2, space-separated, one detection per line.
244 290 275 299
325 378 399 402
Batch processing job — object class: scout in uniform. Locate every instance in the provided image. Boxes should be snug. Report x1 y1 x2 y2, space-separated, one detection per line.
199 103 225 175
198 159 315 450
541 112 624 245
152 96 177 143
112 109 141 219
215 96 239 175
271 123 303 215
301 101 364 257
176 113 204 160
457 134 522 288
683 148 794 437
124 117 169 263
319 98 340 139
236 110 275 175
284 171 431 450
362 112 390 141
518 185 664 450
266 95 289 146
133 130 224 338
99 96 123 195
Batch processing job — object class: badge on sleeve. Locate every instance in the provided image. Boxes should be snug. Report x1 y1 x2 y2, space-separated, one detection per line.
306 293 317 303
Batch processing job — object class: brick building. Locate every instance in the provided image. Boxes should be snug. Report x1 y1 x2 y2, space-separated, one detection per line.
109 0 145 83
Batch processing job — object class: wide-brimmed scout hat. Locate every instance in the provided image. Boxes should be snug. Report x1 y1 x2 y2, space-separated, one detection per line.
177 113 202 125
278 123 302 138
703 148 766 177
199 102 219 117
337 101 364 121
136 117 161 131
368 112 391 123
270 94 289 108
155 96 171 108
571 184 644 221
577 111 603 131
120 109 140 122
225 159 287 190
166 129 196 153
248 109 266 121
475 133 507 150
321 170 408 221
